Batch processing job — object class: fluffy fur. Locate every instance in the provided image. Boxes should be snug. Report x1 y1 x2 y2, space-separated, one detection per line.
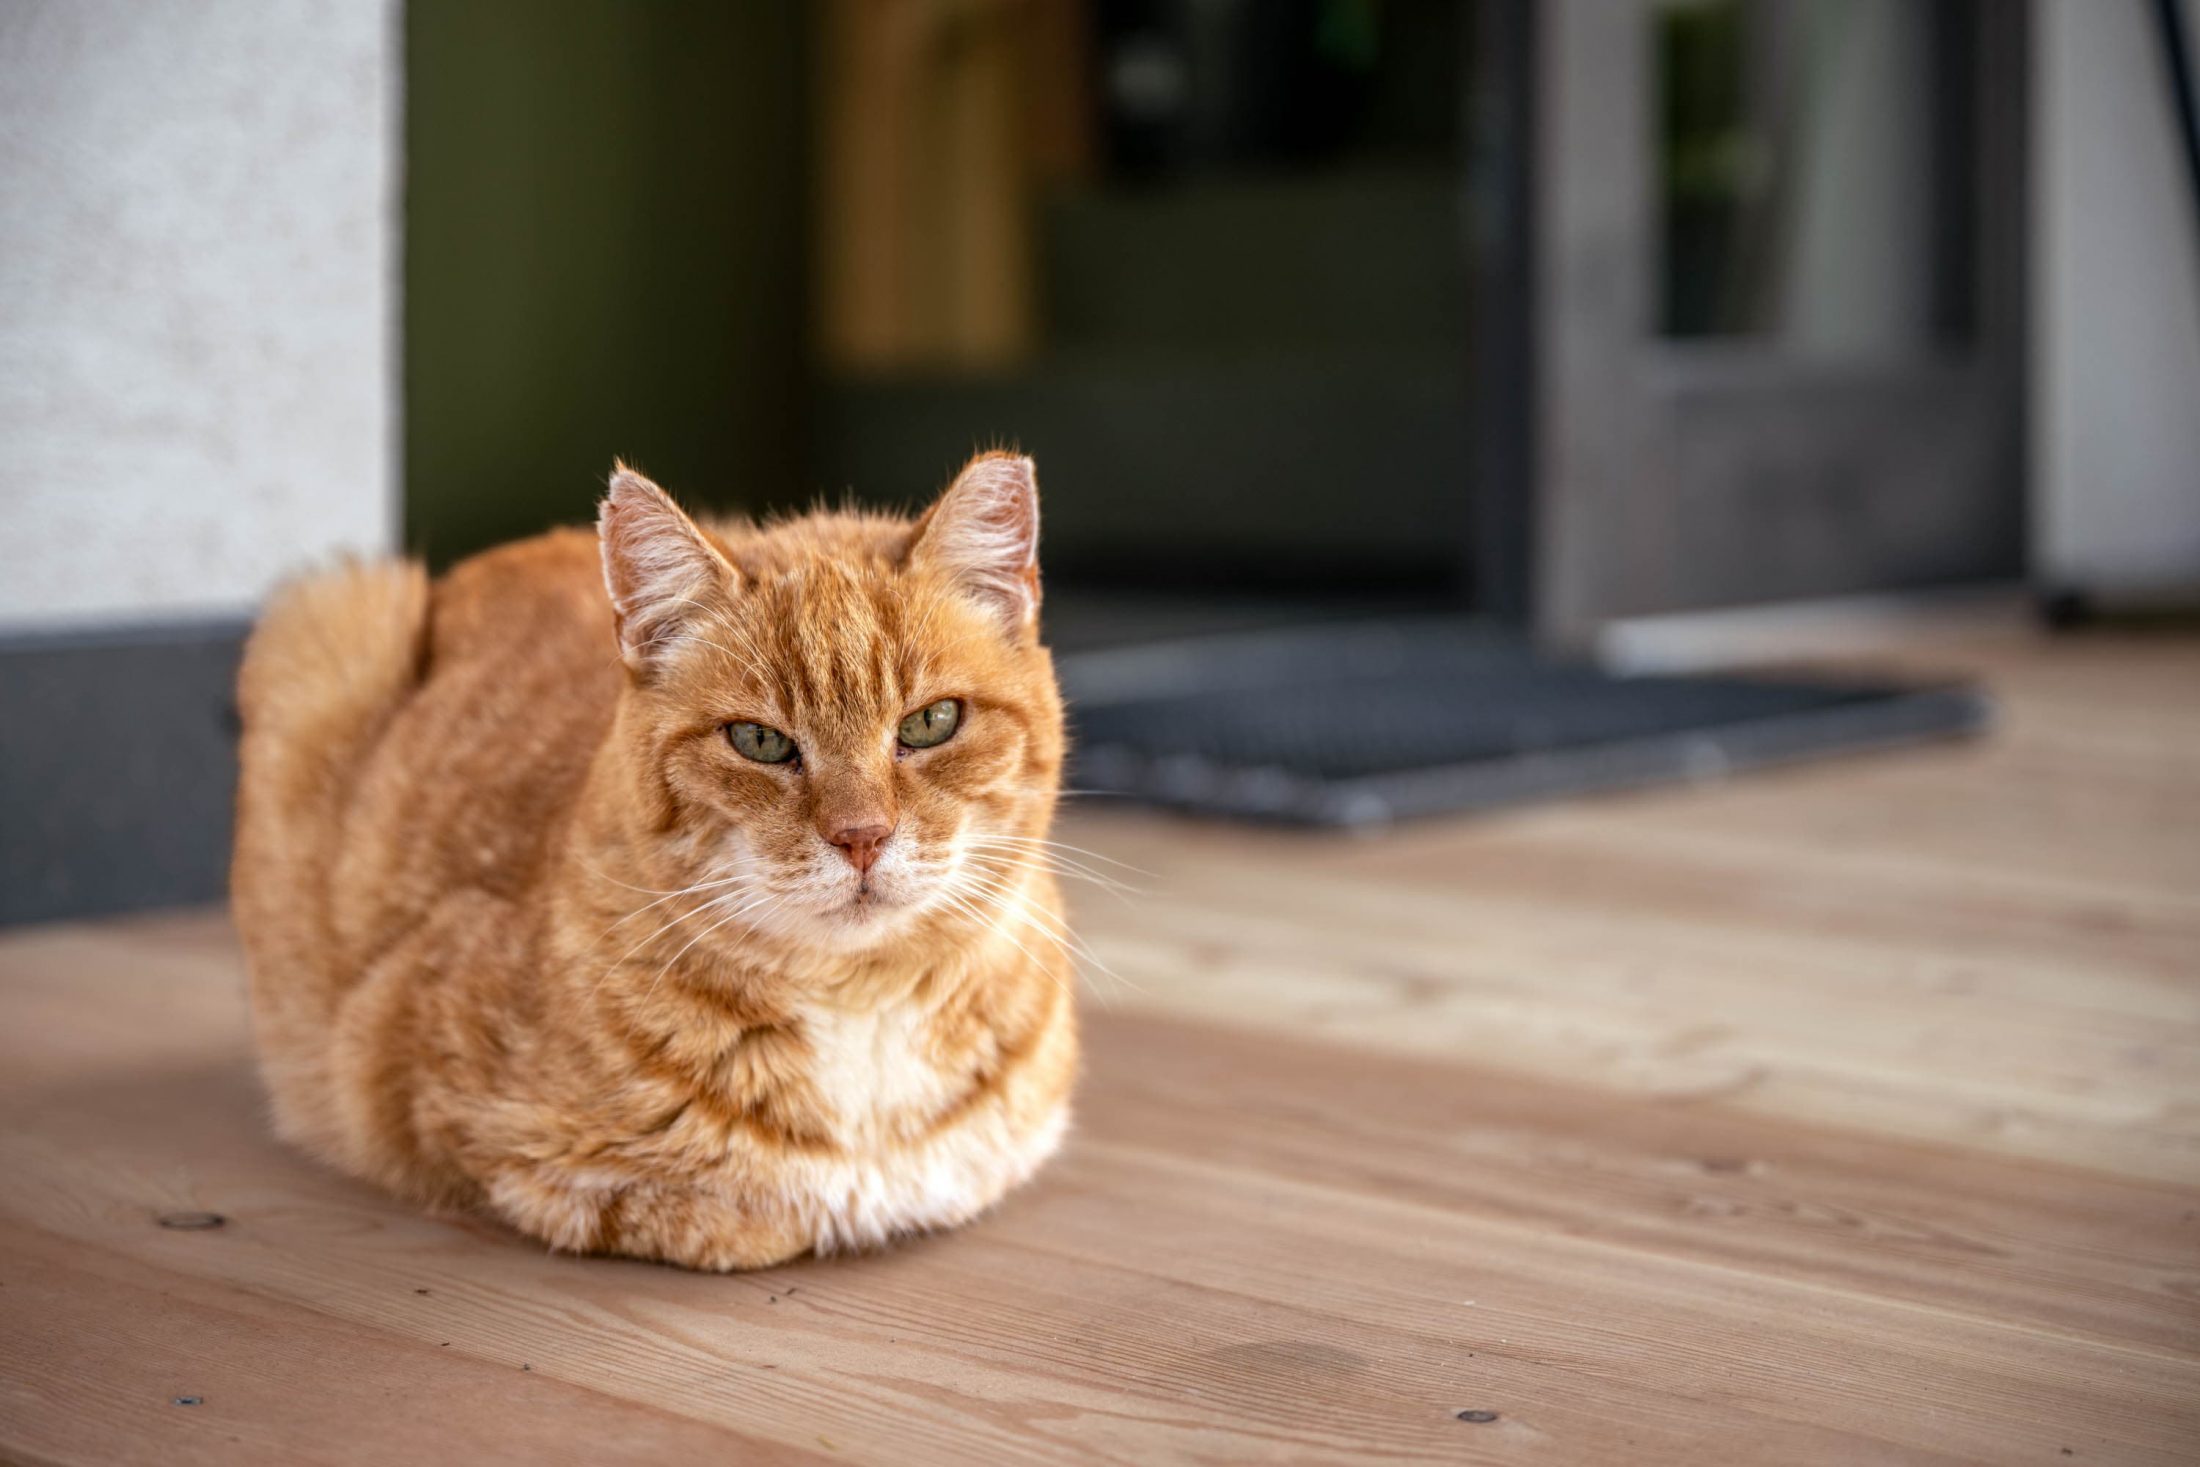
232 453 1076 1270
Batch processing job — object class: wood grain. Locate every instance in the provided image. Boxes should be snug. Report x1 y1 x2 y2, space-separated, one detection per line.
2 627 2196 1463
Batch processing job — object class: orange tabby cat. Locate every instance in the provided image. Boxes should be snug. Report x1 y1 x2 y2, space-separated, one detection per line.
232 452 1076 1270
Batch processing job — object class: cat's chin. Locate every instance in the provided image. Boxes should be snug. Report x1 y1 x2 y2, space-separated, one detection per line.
774 891 928 951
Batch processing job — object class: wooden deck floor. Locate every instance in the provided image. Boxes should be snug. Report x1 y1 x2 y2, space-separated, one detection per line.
2 628 2197 1464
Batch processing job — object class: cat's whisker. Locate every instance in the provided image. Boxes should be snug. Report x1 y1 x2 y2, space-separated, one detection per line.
591 877 767 997
645 888 785 999
964 832 1152 877
967 860 1142 904
982 905 1136 1000
961 842 1145 901
964 864 1140 920
955 877 1107 967
934 889 1078 1007
584 871 756 949
612 884 753 961
935 882 1064 972
946 867 1141 999
574 856 740 898
961 836 1134 879
961 836 1149 885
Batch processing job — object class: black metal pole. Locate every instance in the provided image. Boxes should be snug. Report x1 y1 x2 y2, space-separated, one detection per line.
1464 0 1537 626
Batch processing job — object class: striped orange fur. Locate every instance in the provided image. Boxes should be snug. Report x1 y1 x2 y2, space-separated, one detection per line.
232 453 1076 1269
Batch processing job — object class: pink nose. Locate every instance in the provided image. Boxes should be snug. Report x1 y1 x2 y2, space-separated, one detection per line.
827 822 894 875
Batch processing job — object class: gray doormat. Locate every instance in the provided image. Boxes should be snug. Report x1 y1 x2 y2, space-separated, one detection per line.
1057 620 1988 827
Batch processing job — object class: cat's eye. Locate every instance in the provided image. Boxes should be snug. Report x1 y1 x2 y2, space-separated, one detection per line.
728 721 797 764
897 698 961 750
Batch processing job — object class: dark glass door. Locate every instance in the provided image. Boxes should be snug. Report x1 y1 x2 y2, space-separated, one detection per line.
806 1 1476 612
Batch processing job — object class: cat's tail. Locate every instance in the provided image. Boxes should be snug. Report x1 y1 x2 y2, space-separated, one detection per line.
232 559 430 1130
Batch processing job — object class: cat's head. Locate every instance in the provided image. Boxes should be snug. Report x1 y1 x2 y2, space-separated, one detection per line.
595 451 1064 951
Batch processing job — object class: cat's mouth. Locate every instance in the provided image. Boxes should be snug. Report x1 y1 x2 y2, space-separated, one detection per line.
792 885 925 949
781 858 947 941
827 877 910 921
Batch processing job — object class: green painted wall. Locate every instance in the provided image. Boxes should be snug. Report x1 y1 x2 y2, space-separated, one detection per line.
405 0 805 565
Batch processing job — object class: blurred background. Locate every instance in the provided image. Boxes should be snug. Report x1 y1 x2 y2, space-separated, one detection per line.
2 0 2197 921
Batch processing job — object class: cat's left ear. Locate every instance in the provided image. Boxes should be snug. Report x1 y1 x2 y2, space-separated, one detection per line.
909 450 1041 635
597 462 739 673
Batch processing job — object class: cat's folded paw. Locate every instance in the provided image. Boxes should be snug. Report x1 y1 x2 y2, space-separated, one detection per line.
488 1165 810 1272
603 1184 812 1272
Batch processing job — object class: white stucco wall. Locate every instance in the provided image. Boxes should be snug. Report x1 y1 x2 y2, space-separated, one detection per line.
2034 0 2200 592
0 0 398 633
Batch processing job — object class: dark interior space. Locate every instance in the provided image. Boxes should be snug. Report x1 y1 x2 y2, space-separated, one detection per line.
407 0 1474 610
404 0 2030 640
404 0 807 566
400 0 2025 826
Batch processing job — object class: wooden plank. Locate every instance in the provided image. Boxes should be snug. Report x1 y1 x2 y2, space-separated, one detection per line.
1054 637 2200 1185
1 630 2196 1463
1078 1017 2200 1359
0 1224 816 1467
0 988 2191 1464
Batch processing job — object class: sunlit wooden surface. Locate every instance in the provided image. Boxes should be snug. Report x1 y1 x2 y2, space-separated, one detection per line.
3 627 2196 1464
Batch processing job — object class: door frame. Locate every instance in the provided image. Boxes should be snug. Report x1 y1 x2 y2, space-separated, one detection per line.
1472 0 2030 644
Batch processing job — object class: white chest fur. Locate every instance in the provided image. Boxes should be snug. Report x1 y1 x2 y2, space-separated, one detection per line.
797 998 958 1141
785 995 1067 1254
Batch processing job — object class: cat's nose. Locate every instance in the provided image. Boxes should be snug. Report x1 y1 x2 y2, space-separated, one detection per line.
826 822 895 875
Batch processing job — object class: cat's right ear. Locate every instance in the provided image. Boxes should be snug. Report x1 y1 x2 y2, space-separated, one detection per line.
597 462 738 673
